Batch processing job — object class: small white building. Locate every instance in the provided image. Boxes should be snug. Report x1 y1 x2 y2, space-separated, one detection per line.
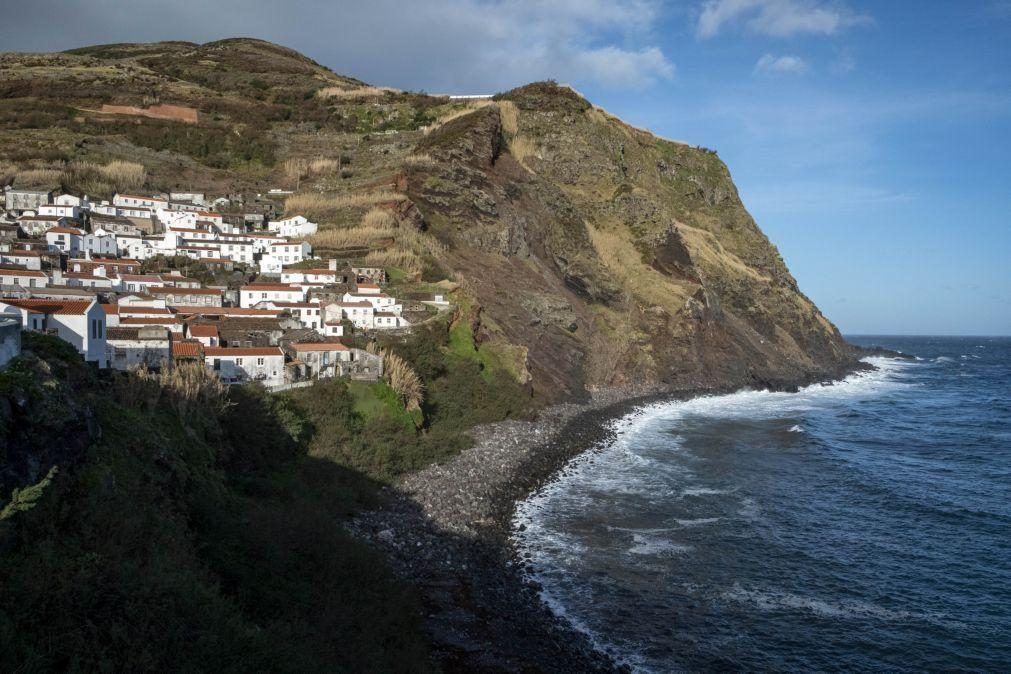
105 326 172 371
46 226 85 253
326 300 375 330
205 346 285 388
258 300 325 332
288 341 351 379
259 241 312 274
268 215 318 238
0 268 48 289
147 286 223 307
82 231 118 256
114 193 169 211
239 283 306 308
39 203 83 220
186 323 220 347
0 298 107 367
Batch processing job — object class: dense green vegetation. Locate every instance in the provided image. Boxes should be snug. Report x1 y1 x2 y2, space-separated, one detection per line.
0 335 429 672
0 312 530 670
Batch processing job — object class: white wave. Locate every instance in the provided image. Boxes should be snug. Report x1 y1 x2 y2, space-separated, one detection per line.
628 533 693 556
721 584 965 628
681 486 733 497
788 424 805 433
674 517 722 527
934 356 955 363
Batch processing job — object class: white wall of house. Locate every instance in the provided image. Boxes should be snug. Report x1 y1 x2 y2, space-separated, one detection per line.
0 300 107 367
205 348 285 388
240 286 306 308
0 270 48 288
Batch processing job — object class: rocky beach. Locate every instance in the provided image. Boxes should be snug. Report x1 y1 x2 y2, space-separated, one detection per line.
348 362 870 671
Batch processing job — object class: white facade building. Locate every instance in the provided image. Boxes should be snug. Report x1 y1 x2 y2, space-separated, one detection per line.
205 346 285 388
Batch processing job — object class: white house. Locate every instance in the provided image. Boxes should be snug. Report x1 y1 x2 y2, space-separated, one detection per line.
45 226 85 253
82 232 118 256
61 272 114 290
268 215 318 238
239 283 306 308
0 268 48 289
205 346 285 388
326 300 375 329
342 291 403 316
0 250 43 270
288 341 351 379
39 203 83 220
280 266 345 286
114 193 169 211
185 323 220 347
374 312 411 329
0 298 107 367
54 193 92 209
105 326 172 371
147 286 223 307
260 241 311 274
258 300 325 332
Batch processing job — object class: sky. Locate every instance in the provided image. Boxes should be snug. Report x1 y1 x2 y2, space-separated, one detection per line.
2 0 1010 335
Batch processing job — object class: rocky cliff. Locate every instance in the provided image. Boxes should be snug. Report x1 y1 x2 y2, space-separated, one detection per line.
0 39 858 403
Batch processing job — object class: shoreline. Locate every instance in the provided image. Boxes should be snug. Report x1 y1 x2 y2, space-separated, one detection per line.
349 362 873 671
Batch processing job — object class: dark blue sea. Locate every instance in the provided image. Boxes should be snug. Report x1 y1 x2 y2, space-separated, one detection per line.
513 337 1011 672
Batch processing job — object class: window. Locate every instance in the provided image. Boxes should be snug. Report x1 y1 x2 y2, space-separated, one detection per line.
235 358 243 366
212 359 221 371
256 357 265 366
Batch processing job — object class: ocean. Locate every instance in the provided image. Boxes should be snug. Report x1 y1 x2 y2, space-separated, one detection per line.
513 336 1011 672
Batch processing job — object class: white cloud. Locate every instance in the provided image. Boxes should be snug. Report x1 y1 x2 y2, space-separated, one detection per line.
697 0 872 38
0 0 676 93
754 53 809 74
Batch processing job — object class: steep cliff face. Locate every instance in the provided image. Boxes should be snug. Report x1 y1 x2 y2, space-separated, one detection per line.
406 83 853 399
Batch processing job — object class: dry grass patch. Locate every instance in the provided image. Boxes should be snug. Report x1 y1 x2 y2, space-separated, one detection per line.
366 342 424 411
497 100 519 136
587 223 696 311
401 153 436 168
361 207 396 229
508 136 538 165
421 100 494 135
316 85 396 100
309 226 398 250
284 190 406 219
281 156 340 185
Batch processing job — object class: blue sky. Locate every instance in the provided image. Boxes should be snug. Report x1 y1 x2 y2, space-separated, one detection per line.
5 0 1011 334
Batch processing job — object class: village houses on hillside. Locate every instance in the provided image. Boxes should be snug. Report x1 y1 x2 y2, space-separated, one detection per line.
0 184 428 388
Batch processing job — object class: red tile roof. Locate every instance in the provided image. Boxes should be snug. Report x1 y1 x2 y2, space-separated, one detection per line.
1 298 93 315
46 226 84 235
205 346 283 357
120 316 182 325
187 324 219 337
171 341 204 358
147 286 222 295
290 342 348 352
0 269 47 277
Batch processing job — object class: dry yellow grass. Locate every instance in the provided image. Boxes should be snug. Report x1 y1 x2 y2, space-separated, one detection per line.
315 85 397 100
308 226 398 250
508 136 538 165
498 100 519 136
421 100 494 134
401 153 436 167
367 342 424 411
363 249 422 271
284 190 406 219
281 157 339 184
13 167 62 187
587 223 696 311
361 207 396 229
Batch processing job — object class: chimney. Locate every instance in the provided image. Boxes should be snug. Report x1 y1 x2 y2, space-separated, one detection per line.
328 258 337 271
